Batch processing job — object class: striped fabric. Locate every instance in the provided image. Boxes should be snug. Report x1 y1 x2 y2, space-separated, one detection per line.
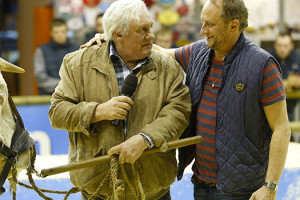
175 44 285 183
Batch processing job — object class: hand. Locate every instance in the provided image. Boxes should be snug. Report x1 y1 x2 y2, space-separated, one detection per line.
249 186 277 200
108 135 147 164
80 33 105 49
91 96 133 123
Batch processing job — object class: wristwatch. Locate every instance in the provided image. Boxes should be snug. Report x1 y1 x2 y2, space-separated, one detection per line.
144 137 152 148
264 182 278 191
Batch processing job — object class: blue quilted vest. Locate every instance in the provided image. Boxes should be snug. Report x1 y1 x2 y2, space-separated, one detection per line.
179 33 281 194
40 39 79 79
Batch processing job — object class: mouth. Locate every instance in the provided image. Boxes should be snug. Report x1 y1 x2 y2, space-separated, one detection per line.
143 43 153 48
206 36 213 40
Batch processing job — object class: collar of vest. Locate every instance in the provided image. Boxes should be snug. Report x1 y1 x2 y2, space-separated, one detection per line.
223 33 246 65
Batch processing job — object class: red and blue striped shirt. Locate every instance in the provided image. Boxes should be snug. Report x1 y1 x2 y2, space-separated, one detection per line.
175 42 285 183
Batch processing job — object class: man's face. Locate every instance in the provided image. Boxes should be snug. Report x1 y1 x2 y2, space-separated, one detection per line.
274 36 293 60
155 32 173 49
116 12 154 62
95 16 104 34
200 1 230 51
51 25 68 45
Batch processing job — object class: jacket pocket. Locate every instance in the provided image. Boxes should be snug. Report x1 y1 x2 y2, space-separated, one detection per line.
240 136 263 163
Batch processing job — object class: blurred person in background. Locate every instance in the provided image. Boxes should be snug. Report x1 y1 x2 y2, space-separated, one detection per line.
155 27 176 49
34 18 79 95
270 32 300 126
85 13 104 43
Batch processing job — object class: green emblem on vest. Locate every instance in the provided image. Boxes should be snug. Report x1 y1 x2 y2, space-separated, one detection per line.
236 83 244 91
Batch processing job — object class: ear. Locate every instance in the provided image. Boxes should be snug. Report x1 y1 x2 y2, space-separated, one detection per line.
230 19 239 32
113 30 123 41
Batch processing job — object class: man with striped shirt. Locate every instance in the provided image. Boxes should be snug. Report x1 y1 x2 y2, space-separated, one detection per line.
84 0 291 199
155 0 290 199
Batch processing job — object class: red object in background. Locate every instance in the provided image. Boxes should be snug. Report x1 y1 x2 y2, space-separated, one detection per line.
82 0 101 7
177 4 189 16
144 0 155 8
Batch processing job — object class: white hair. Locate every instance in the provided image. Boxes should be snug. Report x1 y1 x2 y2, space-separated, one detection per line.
103 0 149 41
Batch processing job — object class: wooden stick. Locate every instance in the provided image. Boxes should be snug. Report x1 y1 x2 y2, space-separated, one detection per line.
41 136 202 177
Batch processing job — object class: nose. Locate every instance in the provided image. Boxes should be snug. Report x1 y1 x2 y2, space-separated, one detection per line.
200 23 207 35
146 31 155 40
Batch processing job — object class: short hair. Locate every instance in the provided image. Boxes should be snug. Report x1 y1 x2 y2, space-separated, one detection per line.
211 0 248 32
50 18 67 29
102 0 149 41
96 13 104 20
276 31 294 44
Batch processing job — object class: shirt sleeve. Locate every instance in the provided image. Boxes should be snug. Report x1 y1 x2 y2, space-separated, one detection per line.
175 43 195 72
260 58 286 106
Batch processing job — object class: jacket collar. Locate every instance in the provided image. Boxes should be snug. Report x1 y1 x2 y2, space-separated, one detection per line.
90 41 155 75
223 33 246 65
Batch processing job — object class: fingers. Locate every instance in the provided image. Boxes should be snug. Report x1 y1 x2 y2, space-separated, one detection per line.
114 96 133 106
79 38 95 49
108 144 128 164
108 145 120 156
95 33 105 46
79 33 105 49
111 96 133 111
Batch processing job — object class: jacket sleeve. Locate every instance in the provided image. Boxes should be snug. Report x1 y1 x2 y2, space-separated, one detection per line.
48 53 99 135
140 58 192 152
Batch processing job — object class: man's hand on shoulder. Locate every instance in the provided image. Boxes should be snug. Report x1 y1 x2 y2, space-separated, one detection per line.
250 186 276 200
80 33 106 49
108 134 147 164
91 96 133 123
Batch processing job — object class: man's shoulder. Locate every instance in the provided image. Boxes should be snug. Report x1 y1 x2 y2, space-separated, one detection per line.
64 45 106 67
151 49 177 66
150 49 182 73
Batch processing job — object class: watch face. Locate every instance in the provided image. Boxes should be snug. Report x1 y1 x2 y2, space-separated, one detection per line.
265 182 277 190
270 183 276 190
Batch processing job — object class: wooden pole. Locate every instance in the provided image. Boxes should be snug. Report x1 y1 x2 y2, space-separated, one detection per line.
41 136 202 177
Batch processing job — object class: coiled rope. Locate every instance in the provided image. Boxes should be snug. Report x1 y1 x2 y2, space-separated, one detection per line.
12 150 145 200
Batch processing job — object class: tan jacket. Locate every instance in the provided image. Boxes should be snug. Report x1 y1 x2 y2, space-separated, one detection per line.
48 42 191 199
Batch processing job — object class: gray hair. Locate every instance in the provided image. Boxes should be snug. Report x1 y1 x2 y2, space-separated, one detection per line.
211 0 248 32
103 0 149 41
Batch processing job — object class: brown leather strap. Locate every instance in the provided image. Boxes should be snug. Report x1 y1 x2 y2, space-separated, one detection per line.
8 93 24 129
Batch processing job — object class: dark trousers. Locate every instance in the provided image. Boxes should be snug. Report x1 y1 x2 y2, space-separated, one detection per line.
191 175 253 200
81 190 171 200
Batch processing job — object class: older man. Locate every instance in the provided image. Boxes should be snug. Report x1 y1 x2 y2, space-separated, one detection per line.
48 0 191 199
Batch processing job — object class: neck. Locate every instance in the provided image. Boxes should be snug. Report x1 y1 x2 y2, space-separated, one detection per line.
214 33 241 61
114 43 138 69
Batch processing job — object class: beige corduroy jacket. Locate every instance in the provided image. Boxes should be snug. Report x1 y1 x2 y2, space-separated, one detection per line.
48 42 191 200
